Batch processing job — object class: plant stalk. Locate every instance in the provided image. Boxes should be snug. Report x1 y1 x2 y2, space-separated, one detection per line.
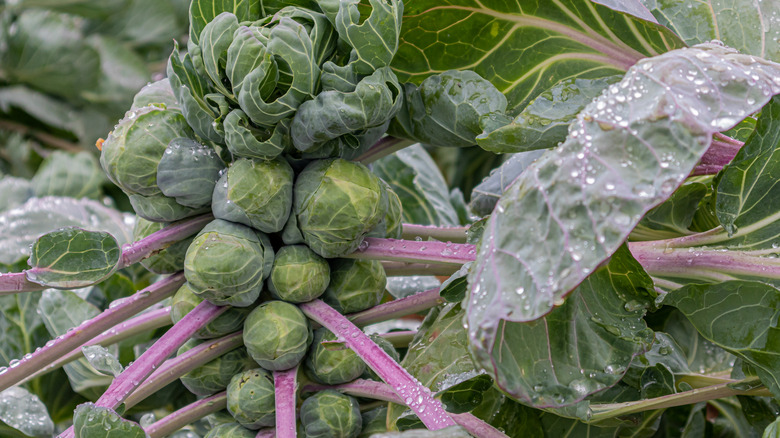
401 224 469 244
347 288 443 327
348 238 475 265
0 273 185 393
273 365 299 438
144 391 227 438
298 299 456 430
355 137 415 164
120 213 212 267
0 272 45 293
382 262 463 277
322 330 418 350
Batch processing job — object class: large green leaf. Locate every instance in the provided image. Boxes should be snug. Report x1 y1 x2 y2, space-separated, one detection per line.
644 0 780 62
468 150 545 217
88 0 186 48
392 0 685 113
73 403 148 438
27 228 121 289
630 182 708 241
0 289 47 369
0 386 54 438
30 151 106 200
467 44 780 352
0 177 33 213
663 281 780 398
188 0 260 47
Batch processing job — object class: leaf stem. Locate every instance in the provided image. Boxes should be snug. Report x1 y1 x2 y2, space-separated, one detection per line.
401 224 469 244
123 331 244 409
0 273 185 393
273 365 298 438
347 288 444 327
322 330 418 350
144 391 227 438
382 262 462 277
0 272 45 294
119 213 212 268
298 299 456 430
355 137 415 164
348 238 476 265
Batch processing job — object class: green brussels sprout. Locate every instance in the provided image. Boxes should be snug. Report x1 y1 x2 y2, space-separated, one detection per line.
322 259 386 313
226 368 275 429
100 104 194 196
305 328 365 385
131 79 179 111
206 410 236 428
204 422 256 438
133 218 194 274
243 300 312 371
224 110 291 160
212 157 294 233
281 211 304 245
177 340 252 396
358 407 388 437
300 390 362 438
294 159 385 258
366 183 402 239
268 245 330 303
361 335 399 381
157 138 225 208
171 283 252 339
128 192 210 223
184 219 273 307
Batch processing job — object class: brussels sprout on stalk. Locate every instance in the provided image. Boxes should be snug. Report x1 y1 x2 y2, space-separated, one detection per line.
322 259 386 313
171 283 252 339
204 422 256 438
243 300 312 371
212 157 294 233
226 368 275 429
359 407 389 437
305 328 365 385
128 192 210 223
269 245 330 303
294 158 385 258
133 217 195 274
300 390 362 438
367 182 403 239
156 138 225 208
224 110 291 160
184 219 273 307
177 340 252 396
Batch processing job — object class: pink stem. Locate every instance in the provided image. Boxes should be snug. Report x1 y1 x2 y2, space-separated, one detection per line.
347 287 443 327
273 366 299 438
0 272 44 293
401 224 469 243
120 213 212 267
349 238 476 265
144 391 227 438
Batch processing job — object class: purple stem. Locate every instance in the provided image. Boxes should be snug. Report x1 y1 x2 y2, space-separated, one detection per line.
382 262 462 277
273 366 299 438
120 213 212 268
0 273 185 393
713 132 744 147
298 299 455 430
349 238 476 265
303 379 508 438
348 288 443 327
355 136 414 164
123 331 244 408
401 224 469 244
144 391 227 438
0 272 44 293
692 138 744 175
21 307 173 385
322 330 418 350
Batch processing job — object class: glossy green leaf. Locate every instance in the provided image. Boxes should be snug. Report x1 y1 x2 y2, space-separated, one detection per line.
630 182 708 241
328 0 402 75
468 150 545 217
81 345 124 377
476 76 620 153
467 44 780 350
437 373 492 414
0 386 54 438
200 12 240 98
226 25 268 95
188 0 260 48
31 151 105 200
27 228 120 289
765 417 780 438
640 363 676 399
439 262 470 303
73 403 148 438
373 144 460 226
223 110 291 160
393 0 684 113
660 310 735 376
710 398 765 438
664 281 780 398
644 0 780 62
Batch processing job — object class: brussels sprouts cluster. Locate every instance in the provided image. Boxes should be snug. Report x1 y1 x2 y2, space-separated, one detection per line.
99 1 407 435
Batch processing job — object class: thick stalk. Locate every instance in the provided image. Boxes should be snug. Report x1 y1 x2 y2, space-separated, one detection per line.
382 262 462 277
299 299 455 430
20 307 172 385
273 366 298 438
401 224 469 244
0 273 184 393
348 288 443 327
144 391 227 438
322 330 418 350
0 272 45 293
120 213 212 267
355 137 415 164
123 331 244 408
348 238 475 265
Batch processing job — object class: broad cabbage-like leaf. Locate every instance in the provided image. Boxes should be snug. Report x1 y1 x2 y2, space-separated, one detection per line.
0 386 54 438
73 403 148 438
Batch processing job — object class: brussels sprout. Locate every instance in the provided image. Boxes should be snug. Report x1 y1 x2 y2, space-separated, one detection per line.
206 409 236 428
268 245 330 303
294 159 385 258
367 183 402 239
226 368 275 429
300 390 362 438
359 407 389 437
224 110 290 160
322 259 386 314
204 422 256 438
305 328 365 385
212 157 294 233
133 218 194 274
281 212 304 245
184 219 272 307
128 192 210 223
177 340 252 396
157 138 225 208
100 104 194 196
171 283 252 339
243 300 311 371
361 335 399 381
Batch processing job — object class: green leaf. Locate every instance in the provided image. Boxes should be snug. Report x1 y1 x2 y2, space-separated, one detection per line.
0 85 80 135
200 12 240 98
467 43 780 344
82 345 124 377
372 145 460 226
73 403 148 438
392 0 684 112
11 0 126 19
31 151 106 200
0 177 33 212
640 363 676 399
437 373 493 414
27 228 121 289
439 262 470 303
663 281 780 398
765 416 780 438
468 150 545 217
83 35 150 116
329 0 402 75
631 182 708 241
226 25 269 95
710 398 766 438
644 0 780 62
188 0 260 48
476 75 620 153
88 0 186 48
0 290 47 368
0 386 54 438
483 246 655 408
223 110 291 160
